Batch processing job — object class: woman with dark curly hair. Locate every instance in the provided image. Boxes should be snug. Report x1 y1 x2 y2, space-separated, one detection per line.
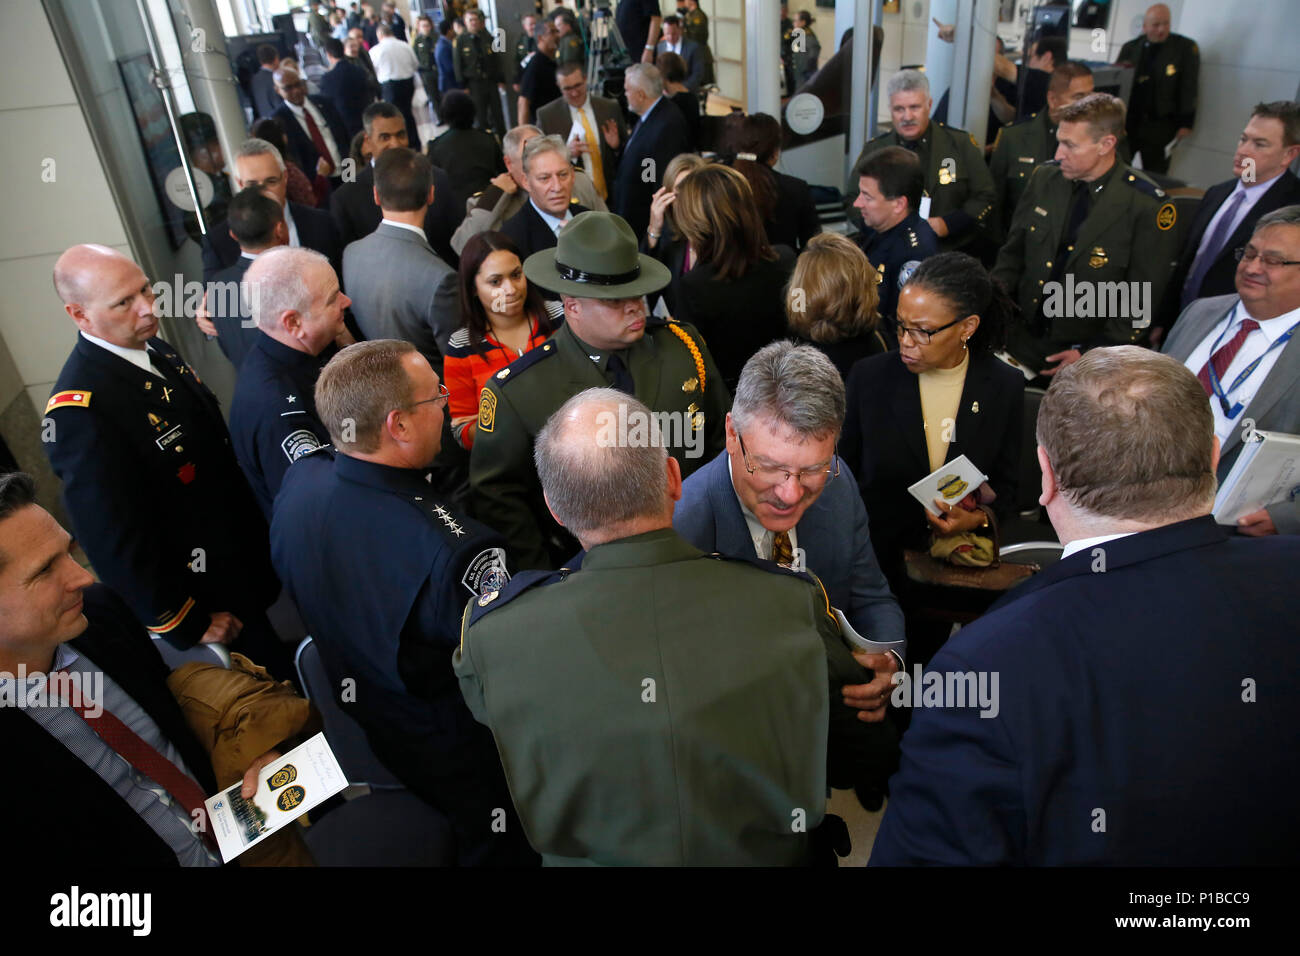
444 231 561 449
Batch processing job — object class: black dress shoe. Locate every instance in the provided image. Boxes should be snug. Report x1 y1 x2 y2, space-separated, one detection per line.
855 784 885 812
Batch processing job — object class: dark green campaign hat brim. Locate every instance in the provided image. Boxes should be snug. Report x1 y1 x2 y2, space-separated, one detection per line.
522 247 672 300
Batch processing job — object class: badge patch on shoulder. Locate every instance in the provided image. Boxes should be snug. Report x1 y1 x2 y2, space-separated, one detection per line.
281 428 323 463
1156 202 1177 231
478 388 496 432
463 546 510 596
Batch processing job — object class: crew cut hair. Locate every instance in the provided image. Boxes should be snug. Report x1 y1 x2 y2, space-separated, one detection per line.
316 340 417 453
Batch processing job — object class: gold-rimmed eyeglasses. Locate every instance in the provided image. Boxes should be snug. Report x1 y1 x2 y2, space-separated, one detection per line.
738 432 839 489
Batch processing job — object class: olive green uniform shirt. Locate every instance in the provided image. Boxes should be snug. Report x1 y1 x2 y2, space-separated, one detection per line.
555 32 585 67
469 319 730 570
683 9 709 46
454 29 500 84
991 160 1180 371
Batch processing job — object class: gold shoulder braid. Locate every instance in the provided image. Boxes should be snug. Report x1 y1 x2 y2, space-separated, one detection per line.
666 321 706 393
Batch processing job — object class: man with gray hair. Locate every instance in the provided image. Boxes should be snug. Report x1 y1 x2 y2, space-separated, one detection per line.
500 134 590 263
1162 204 1300 535
456 387 870 865
271 339 536 866
450 123 606 254
229 246 351 518
612 62 691 237
674 341 904 809
848 68 996 254
871 346 1300 865
201 136 342 282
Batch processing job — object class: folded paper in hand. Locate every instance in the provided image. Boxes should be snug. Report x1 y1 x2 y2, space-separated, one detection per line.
1212 430 1300 524
906 454 990 517
833 607 905 655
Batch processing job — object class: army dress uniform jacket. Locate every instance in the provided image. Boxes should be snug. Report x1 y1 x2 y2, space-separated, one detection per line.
850 123 996 252
228 332 333 520
469 318 730 570
453 527 874 866
992 160 1180 371
44 335 278 648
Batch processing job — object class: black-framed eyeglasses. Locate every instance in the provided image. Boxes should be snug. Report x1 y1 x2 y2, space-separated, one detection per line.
895 316 966 345
404 383 450 411
1234 246 1300 268
738 432 839 489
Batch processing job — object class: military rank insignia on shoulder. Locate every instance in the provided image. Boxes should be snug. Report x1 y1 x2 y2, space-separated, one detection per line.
46 389 92 413
493 340 555 384
1124 171 1167 200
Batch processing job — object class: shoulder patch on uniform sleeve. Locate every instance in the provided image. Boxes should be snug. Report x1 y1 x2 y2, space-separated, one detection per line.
281 428 324 463
461 546 511 597
1156 202 1177 230
46 389 92 413
477 387 496 432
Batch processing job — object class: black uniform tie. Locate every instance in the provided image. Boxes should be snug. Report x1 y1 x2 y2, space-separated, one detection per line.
607 352 635 395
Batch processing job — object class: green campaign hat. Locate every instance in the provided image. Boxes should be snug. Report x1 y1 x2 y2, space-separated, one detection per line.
523 211 671 300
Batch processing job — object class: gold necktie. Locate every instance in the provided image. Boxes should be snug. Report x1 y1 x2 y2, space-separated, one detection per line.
772 531 794 568
576 107 606 200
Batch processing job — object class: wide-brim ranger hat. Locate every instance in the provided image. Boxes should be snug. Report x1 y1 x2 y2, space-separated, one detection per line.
523 211 671 300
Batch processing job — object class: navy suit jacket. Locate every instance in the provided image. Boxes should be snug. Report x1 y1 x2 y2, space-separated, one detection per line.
272 97 350 180
657 38 706 90
206 255 257 369
612 97 692 238
201 201 342 283
501 200 589 261
870 516 1300 865
318 58 373 140
250 67 283 119
674 450 906 656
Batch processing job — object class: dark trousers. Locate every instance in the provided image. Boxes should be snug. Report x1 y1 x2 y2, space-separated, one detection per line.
382 76 420 147
1127 117 1178 175
467 78 506 134
418 69 440 118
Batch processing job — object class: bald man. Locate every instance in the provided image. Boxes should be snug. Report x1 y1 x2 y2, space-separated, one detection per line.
1115 3 1199 174
42 245 291 677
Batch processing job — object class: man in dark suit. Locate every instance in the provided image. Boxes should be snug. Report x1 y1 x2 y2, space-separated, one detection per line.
201 138 342 283
1156 101 1300 336
870 346 1300 865
42 245 289 677
198 187 288 370
501 135 588 263
250 44 284 119
271 64 350 190
1114 3 1199 174
0 473 285 864
612 63 691 239
537 63 626 206
343 148 459 363
230 247 347 519
656 15 705 91
1162 205 1300 537
329 102 464 265
319 37 374 141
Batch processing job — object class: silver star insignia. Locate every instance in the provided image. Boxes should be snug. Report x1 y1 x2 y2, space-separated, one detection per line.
286 394 297 403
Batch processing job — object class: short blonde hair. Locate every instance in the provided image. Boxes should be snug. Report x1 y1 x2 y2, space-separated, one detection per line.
785 233 880 344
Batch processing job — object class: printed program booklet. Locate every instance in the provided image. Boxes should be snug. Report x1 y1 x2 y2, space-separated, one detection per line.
1213 430 1300 525
204 732 347 862
907 454 990 517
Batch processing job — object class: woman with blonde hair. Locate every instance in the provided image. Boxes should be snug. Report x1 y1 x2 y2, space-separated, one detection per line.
669 163 797 390
785 232 889 379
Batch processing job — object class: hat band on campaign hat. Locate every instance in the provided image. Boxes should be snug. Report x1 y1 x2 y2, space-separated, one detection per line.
555 261 642 286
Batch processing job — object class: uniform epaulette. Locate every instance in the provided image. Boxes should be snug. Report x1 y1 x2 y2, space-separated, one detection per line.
490 338 557 386
703 553 837 622
46 389 92 413
465 566 572 629
1123 169 1167 200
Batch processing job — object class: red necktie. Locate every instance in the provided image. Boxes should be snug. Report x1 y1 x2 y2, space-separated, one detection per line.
301 107 334 175
57 673 218 851
1197 318 1259 396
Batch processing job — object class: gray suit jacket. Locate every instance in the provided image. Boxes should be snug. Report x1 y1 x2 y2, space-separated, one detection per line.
1162 292 1300 534
343 222 458 364
673 450 907 657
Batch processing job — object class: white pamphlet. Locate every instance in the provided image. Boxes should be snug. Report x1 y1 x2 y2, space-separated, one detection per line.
907 454 989 517
1212 430 1300 524
204 732 347 862
918 194 932 220
833 607 905 655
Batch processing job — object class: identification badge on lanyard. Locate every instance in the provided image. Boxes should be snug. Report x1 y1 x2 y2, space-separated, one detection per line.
1205 306 1298 419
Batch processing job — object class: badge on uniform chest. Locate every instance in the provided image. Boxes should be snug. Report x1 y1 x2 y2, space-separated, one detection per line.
148 412 186 452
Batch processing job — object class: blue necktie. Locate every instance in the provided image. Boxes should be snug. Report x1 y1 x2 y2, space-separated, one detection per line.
1182 190 1245 308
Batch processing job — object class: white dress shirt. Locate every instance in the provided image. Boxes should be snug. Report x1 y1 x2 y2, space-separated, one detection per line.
282 200 300 248
1181 300 1300 442
382 218 429 243
1061 531 1135 560
1193 170 1287 262
728 455 799 561
567 98 601 184
370 35 419 83
530 199 573 236
283 98 343 170
80 331 165 380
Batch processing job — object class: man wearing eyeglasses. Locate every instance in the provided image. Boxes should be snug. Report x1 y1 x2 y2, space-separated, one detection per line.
1162 204 1300 536
270 339 537 866
674 342 904 808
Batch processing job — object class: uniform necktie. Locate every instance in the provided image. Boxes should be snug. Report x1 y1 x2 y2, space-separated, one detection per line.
1182 190 1245 308
772 530 794 568
576 108 607 199
607 352 635 394
1051 180 1092 282
55 671 218 851
1197 318 1259 396
301 106 335 175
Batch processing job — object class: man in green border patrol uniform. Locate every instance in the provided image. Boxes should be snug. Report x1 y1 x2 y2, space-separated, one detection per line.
849 69 996 255
992 93 1180 379
469 211 730 570
1115 3 1199 175
682 0 708 46
455 388 874 865
551 8 585 68
454 7 506 134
